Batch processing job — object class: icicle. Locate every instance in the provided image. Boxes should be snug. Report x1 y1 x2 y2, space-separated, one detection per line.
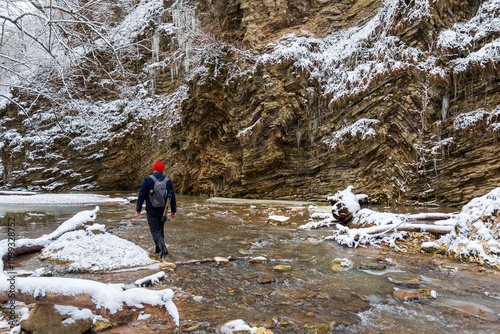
152 32 160 63
169 0 199 77
442 94 449 121
149 66 156 95
297 130 302 148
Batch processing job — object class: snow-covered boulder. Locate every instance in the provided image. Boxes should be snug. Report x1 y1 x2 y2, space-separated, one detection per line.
40 226 155 272
20 304 93 334
220 319 256 334
267 215 290 225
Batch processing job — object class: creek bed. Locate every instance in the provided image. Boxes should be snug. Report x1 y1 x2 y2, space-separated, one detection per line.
1 195 499 333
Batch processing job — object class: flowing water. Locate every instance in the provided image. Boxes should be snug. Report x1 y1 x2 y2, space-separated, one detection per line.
1 194 499 333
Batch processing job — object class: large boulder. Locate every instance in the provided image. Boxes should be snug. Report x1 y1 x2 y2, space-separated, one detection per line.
20 304 92 334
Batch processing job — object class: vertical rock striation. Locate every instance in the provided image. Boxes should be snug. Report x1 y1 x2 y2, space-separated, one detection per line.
1 0 499 205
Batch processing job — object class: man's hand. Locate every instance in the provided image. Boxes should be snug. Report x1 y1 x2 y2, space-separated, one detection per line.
171 212 176 218
136 212 141 217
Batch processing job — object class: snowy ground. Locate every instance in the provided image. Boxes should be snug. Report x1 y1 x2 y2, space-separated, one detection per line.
0 193 128 205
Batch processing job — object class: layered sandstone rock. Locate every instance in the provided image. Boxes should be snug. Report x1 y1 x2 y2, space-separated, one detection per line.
1 0 499 205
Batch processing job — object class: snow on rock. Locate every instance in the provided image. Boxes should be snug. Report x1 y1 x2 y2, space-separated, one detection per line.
220 319 257 334
331 258 354 271
40 227 155 272
437 0 500 73
421 242 440 251
268 215 290 225
0 205 153 272
214 257 230 265
111 0 165 48
441 187 500 268
323 119 381 149
54 305 93 324
452 105 500 131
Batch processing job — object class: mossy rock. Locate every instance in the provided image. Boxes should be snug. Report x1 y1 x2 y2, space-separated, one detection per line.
358 262 387 271
273 265 292 272
306 323 332 334
331 258 353 271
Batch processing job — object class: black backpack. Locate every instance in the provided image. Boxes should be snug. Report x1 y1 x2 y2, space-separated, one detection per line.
148 175 170 208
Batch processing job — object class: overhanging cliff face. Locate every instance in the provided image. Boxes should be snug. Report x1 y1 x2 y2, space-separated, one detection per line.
1 0 499 205
165 0 500 204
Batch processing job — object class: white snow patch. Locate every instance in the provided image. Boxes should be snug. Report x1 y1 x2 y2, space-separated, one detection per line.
323 119 381 149
268 215 290 222
54 305 93 324
0 194 128 205
221 319 257 334
421 242 440 249
40 228 155 272
327 186 364 215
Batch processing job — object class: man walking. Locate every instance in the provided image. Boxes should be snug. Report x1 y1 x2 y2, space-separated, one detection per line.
136 161 177 260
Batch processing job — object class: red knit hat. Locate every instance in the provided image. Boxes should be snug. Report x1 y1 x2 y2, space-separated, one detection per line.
153 161 165 172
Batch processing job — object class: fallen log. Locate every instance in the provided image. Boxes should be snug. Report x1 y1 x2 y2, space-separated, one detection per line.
349 223 453 241
0 276 179 326
408 213 454 221
0 290 175 325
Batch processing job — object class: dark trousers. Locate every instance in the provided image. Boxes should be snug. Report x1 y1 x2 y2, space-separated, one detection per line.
146 207 165 242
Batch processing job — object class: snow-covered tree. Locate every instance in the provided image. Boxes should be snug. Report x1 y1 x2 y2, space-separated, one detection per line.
0 0 146 110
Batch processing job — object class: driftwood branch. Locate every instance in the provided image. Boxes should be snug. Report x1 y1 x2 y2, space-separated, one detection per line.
173 256 250 266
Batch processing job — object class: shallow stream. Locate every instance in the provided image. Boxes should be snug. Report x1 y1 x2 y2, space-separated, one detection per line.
1 195 499 333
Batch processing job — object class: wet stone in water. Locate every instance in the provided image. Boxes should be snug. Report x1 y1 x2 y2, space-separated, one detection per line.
387 273 421 288
306 323 333 334
257 276 276 284
358 262 387 270
253 288 272 297
331 258 353 271
394 290 418 301
273 265 292 272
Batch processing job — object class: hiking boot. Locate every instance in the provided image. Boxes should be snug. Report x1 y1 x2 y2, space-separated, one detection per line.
156 238 169 261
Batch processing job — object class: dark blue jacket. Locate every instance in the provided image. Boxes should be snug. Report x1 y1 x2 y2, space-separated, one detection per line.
136 172 177 213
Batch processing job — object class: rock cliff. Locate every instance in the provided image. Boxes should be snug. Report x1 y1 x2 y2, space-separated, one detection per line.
1 0 499 205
